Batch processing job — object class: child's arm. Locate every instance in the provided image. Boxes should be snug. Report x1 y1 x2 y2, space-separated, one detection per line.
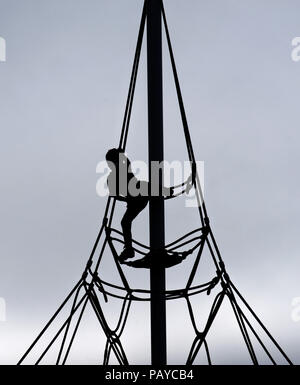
163 171 195 200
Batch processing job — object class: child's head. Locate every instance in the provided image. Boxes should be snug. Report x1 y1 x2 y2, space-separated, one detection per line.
106 148 130 169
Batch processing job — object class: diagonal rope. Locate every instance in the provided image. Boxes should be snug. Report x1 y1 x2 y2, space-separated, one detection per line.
119 0 147 151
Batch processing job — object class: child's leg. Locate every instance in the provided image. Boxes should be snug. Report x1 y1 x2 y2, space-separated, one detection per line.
121 198 148 249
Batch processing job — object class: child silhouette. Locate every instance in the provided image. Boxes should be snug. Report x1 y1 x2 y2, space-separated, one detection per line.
106 148 193 262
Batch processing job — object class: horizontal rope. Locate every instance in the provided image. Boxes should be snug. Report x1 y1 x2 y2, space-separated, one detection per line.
107 227 206 259
92 274 216 301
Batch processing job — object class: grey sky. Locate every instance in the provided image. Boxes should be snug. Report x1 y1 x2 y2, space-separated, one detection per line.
0 0 299 364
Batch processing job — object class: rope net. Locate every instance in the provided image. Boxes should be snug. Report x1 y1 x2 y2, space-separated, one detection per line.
18 0 292 366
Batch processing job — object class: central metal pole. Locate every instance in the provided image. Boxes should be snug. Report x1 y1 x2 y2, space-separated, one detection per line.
147 0 167 365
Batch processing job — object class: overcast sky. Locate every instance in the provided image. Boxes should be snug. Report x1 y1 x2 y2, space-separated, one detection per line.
0 0 300 365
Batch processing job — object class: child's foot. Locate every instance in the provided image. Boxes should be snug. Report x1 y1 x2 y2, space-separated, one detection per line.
119 247 135 262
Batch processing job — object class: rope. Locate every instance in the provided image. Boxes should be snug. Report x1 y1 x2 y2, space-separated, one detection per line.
17 278 83 365
56 284 83 364
186 290 226 365
160 0 207 225
229 280 293 365
119 0 147 151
